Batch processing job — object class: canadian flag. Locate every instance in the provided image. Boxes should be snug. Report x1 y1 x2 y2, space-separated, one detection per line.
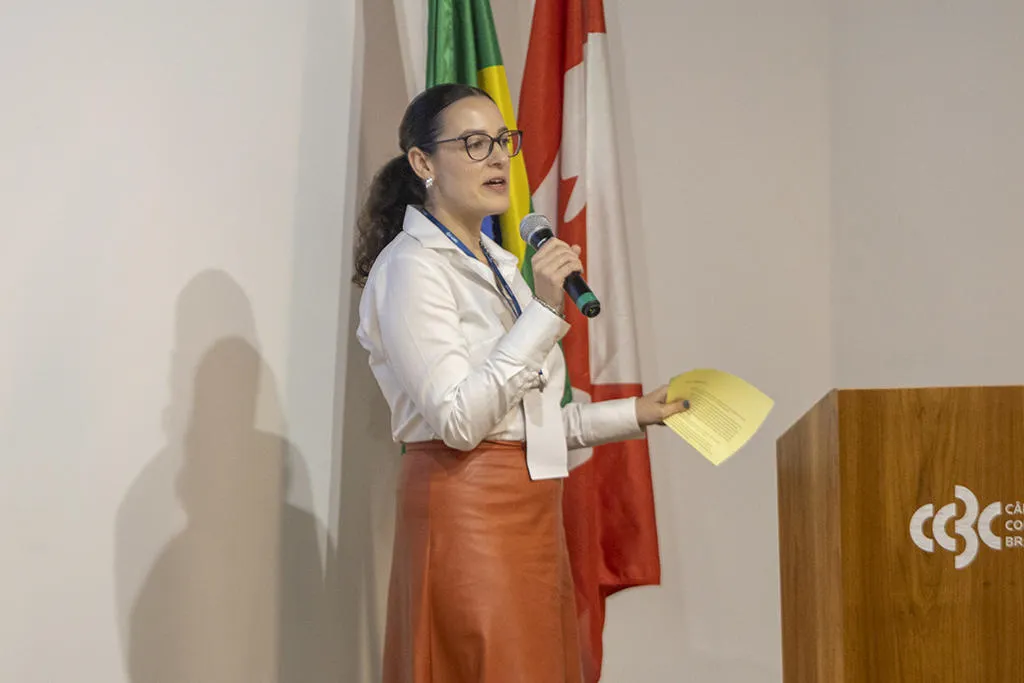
519 0 661 680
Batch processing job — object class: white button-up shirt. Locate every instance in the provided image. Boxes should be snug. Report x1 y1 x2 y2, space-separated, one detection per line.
356 205 644 475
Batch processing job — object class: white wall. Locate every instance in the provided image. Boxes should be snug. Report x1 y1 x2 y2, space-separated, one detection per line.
832 1 1024 388
597 1 831 680
0 0 358 680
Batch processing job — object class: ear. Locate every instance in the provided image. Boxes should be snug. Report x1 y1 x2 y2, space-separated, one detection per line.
407 147 433 183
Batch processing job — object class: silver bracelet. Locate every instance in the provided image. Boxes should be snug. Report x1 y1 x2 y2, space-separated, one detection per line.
533 295 565 319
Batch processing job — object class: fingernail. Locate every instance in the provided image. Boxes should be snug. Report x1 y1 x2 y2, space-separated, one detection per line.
683 400 690 410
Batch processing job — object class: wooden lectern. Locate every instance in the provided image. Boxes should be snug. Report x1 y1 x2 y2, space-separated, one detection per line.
776 386 1024 683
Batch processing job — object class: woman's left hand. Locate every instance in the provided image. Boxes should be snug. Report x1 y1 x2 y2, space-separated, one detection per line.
635 384 690 428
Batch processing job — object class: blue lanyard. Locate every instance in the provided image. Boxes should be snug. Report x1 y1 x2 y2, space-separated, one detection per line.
419 208 523 318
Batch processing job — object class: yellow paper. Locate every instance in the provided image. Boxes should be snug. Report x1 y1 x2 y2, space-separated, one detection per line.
664 369 774 465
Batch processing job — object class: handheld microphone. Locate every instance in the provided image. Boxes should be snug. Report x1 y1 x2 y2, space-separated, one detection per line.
519 213 601 318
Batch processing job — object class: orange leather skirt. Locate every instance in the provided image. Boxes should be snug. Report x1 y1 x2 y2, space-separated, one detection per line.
382 440 584 683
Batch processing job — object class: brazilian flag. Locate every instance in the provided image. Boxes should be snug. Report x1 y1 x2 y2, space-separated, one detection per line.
426 0 533 275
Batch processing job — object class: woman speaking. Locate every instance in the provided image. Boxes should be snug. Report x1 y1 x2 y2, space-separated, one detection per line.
353 83 686 683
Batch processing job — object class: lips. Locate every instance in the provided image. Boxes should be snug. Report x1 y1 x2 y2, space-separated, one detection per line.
483 177 507 189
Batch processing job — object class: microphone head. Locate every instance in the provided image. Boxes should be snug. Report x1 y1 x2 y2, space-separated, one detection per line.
519 213 553 247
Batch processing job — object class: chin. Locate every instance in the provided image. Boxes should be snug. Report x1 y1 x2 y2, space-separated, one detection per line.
481 198 511 217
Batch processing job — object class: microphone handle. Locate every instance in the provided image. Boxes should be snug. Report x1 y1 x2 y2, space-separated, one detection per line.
531 231 601 318
564 273 600 318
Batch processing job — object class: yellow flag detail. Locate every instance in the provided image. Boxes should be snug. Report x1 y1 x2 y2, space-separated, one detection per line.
477 64 530 266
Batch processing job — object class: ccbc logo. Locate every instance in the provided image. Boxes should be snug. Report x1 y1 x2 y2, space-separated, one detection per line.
909 485 1002 569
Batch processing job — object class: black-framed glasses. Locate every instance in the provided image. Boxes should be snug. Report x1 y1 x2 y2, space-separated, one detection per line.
433 130 523 161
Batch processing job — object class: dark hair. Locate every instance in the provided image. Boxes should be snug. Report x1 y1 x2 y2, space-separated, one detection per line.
352 83 493 287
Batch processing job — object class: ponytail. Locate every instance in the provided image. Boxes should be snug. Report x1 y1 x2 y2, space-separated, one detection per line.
351 154 426 287
351 82 493 287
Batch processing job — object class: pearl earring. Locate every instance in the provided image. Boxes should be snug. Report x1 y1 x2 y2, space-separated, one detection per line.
425 177 434 189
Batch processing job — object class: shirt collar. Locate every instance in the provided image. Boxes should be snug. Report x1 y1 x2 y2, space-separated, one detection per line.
402 205 522 276
402 205 461 252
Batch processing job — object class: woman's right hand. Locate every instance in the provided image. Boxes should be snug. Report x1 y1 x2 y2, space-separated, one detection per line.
531 238 583 313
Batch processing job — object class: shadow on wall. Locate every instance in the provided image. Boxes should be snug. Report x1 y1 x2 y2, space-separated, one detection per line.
328 0 411 680
114 270 336 683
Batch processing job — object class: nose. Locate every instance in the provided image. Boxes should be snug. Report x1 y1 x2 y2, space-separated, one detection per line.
487 146 509 166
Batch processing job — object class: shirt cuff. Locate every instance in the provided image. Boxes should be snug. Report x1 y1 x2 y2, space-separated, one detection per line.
581 396 646 445
499 298 571 371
